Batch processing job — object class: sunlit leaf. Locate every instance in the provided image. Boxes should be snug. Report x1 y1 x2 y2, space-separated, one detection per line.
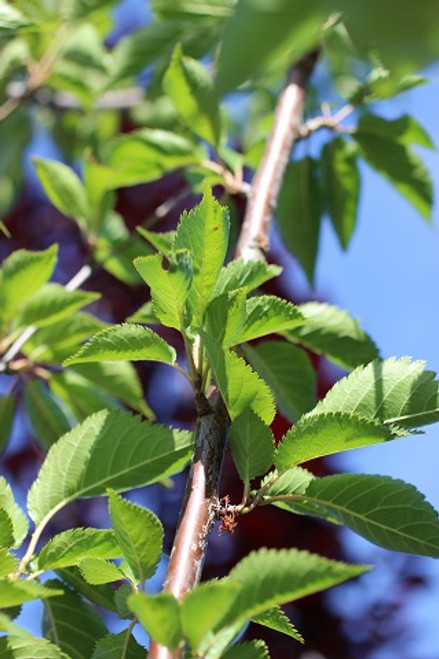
173 187 229 326
32 158 90 228
252 607 304 644
306 474 439 557
203 335 275 424
91 631 145 658
35 528 122 571
108 490 163 582
78 556 125 584
128 592 182 650
0 478 28 549
15 284 99 329
27 409 193 525
134 251 192 330
0 245 57 329
275 411 404 470
64 324 176 367
312 357 439 428
164 44 222 146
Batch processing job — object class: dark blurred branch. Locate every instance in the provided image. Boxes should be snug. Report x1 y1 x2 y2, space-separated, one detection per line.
148 50 319 659
234 50 319 262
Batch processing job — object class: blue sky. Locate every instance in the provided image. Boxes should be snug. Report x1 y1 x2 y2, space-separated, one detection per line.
311 65 439 658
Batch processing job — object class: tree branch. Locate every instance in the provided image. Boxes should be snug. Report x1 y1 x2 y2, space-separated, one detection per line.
148 51 319 659
234 50 319 262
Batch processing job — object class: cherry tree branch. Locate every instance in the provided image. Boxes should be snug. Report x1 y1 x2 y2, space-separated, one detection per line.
148 51 319 659
234 50 319 262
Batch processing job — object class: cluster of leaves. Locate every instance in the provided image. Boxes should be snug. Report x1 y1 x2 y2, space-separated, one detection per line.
1 0 439 656
2 190 439 656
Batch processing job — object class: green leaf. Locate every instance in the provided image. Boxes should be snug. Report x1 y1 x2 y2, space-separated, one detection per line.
0 509 13 548
204 288 247 347
357 113 435 150
128 592 182 650
113 584 133 619
152 0 234 19
0 3 30 29
262 467 339 523
134 251 193 330
77 556 126 584
305 474 439 558
71 361 153 418
0 614 70 659
62 0 119 19
229 296 304 346
91 631 145 659
126 301 159 325
221 641 269 659
354 130 433 221
49 371 120 422
108 490 163 582
35 528 122 571
181 581 240 651
24 380 73 449
285 301 379 370
277 158 322 285
55 22 108 73
94 210 152 285
216 0 327 93
111 21 183 83
137 227 176 256
229 409 274 482
27 409 193 525
0 245 57 328
63 324 176 367
23 312 105 364
0 108 31 216
164 44 222 146
341 0 439 75
105 129 202 187
207 548 368 656
15 284 100 329
244 342 316 422
173 187 229 326
43 579 107 659
0 580 63 608
211 260 281 298
311 357 439 429
350 67 427 104
203 335 275 424
0 478 28 549
0 395 15 454
252 607 304 644
0 548 17 578
321 138 360 249
275 412 403 471
32 158 90 228
56 567 117 612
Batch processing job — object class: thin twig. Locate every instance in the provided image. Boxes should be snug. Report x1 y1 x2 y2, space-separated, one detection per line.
0 264 92 373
